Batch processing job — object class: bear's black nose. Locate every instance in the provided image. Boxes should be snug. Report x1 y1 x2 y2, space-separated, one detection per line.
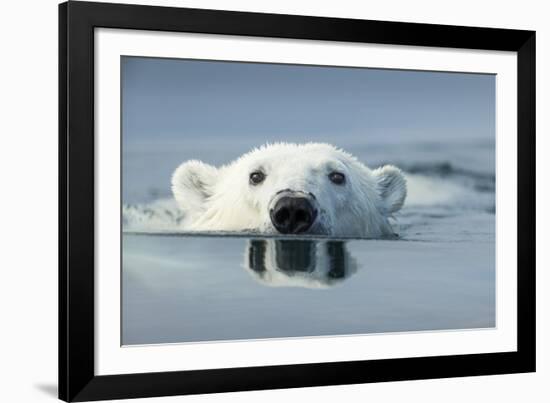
270 196 317 234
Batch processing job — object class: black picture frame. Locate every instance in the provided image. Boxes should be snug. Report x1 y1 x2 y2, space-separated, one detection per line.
59 1 536 401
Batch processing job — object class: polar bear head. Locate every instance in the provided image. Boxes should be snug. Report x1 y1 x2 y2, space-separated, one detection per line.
171 143 406 238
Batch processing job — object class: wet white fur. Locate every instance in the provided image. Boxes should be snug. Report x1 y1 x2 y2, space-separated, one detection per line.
171 143 406 237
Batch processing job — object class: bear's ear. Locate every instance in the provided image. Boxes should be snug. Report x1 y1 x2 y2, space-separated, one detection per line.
372 165 407 215
171 160 218 213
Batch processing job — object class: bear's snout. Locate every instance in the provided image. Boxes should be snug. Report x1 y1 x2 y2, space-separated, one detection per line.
270 192 317 234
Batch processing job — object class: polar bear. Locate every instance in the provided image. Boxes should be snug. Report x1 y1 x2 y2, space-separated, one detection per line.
171 143 406 238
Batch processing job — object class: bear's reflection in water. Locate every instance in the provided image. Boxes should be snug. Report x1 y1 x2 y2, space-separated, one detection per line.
245 239 357 289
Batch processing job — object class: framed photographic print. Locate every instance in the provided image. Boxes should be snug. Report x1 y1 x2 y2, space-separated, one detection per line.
59 1 536 401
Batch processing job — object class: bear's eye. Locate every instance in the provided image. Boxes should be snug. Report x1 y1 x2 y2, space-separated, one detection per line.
328 171 346 185
249 171 266 185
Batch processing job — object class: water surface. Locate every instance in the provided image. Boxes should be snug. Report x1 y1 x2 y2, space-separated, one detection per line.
122 231 495 345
